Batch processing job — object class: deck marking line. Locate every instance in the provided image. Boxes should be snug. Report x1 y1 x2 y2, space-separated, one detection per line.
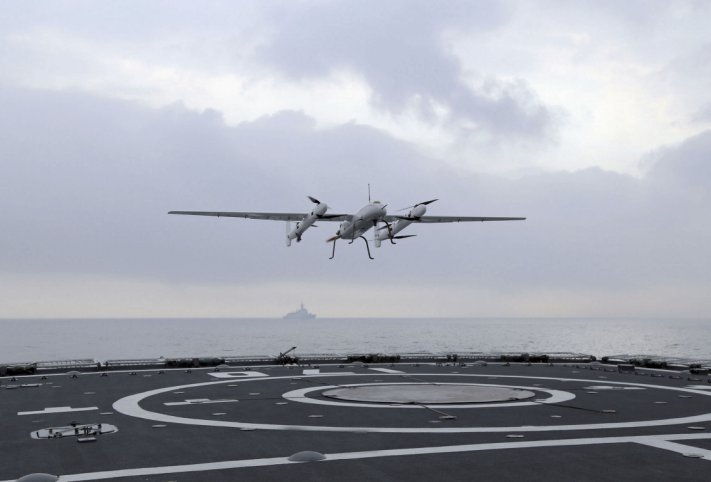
5 432 711 481
207 371 269 379
164 399 239 406
18 406 98 416
636 438 711 460
369 368 404 374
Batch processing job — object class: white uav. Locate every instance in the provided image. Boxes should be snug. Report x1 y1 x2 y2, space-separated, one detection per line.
169 194 525 259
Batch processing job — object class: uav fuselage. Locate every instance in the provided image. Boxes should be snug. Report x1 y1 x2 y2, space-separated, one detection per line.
331 201 387 241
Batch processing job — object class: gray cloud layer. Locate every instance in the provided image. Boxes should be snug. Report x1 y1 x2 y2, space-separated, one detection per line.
1 87 709 313
260 0 556 139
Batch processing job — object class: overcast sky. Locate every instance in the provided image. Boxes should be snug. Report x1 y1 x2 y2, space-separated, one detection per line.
1 0 710 318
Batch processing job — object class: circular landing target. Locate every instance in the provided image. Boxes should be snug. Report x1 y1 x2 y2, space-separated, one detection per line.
113 372 711 434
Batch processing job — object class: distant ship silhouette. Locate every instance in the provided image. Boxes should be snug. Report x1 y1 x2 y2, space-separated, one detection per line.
283 303 316 320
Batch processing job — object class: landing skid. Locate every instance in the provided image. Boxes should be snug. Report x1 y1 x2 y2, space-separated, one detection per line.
360 236 374 260
329 236 374 260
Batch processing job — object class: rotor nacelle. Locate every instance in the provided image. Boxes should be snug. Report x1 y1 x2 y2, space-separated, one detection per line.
286 196 330 245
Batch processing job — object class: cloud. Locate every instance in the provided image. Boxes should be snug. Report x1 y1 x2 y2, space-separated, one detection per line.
647 129 711 188
1 87 710 317
259 0 556 139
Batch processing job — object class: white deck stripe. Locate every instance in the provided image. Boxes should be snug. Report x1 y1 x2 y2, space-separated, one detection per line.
164 399 239 406
369 368 404 374
637 439 711 460
18 406 98 416
3 432 711 481
208 371 269 379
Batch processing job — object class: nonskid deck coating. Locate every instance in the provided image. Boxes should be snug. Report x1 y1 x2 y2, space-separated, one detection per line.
2 363 711 481
322 383 536 404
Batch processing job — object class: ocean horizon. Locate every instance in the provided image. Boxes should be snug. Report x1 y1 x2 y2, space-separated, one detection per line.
2 317 711 364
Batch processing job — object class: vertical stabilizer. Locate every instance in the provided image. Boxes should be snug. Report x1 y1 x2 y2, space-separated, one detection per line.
286 221 292 247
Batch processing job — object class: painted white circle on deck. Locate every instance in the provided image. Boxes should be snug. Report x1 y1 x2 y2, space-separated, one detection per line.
113 373 711 434
283 382 571 409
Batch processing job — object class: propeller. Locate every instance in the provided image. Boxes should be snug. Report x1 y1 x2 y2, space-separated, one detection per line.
307 196 322 204
397 198 438 212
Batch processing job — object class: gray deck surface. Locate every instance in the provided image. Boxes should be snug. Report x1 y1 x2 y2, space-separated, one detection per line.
2 363 711 481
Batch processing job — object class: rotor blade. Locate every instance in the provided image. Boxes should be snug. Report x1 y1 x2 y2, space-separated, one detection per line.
307 195 321 204
392 235 416 239
397 198 438 211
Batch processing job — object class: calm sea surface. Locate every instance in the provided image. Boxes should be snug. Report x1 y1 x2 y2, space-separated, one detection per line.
1 318 710 363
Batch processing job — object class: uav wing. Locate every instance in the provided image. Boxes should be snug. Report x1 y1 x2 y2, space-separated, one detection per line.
386 215 526 223
168 211 350 221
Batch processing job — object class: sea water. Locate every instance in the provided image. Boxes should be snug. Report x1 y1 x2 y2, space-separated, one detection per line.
1 318 710 363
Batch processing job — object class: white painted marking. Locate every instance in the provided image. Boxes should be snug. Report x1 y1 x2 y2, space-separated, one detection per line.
369 368 404 374
637 439 711 460
164 398 239 406
4 433 711 481
208 371 269 379
18 406 98 416
112 373 711 434
302 369 320 375
584 386 645 391
686 385 711 390
282 382 574 410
